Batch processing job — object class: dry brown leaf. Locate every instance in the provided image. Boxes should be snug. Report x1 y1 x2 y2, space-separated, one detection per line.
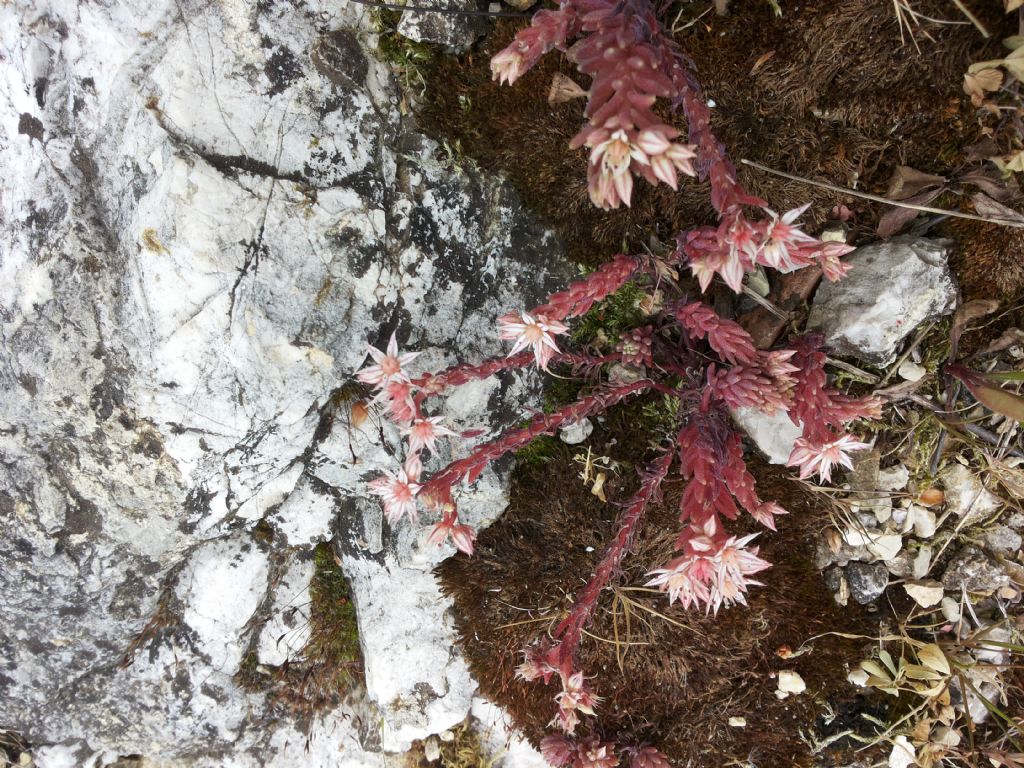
877 187 945 237
964 68 1004 106
972 192 1024 222
1009 0 1024 13
989 458 1024 499
951 298 1000 360
886 166 947 200
965 137 1000 162
749 50 775 76
548 73 587 104
350 401 369 429
958 168 1018 201
979 327 1024 356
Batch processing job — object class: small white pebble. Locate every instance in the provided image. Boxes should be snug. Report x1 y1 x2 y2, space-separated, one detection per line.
727 716 747 727
897 360 926 382
707 99 717 108
775 670 806 699
940 596 961 623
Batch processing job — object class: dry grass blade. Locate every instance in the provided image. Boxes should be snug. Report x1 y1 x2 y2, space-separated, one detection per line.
741 159 1024 228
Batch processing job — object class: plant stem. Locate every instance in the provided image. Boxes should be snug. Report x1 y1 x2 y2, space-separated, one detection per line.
553 449 674 665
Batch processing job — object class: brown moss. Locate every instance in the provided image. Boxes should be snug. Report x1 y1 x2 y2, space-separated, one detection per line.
946 218 1024 302
418 0 1012 265
437 430 887 767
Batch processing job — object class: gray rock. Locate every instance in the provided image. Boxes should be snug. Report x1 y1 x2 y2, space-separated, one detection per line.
884 551 915 579
807 236 957 365
941 547 1011 594
397 0 487 50
559 417 594 445
0 0 561 763
845 561 889 604
815 536 871 570
981 525 1022 554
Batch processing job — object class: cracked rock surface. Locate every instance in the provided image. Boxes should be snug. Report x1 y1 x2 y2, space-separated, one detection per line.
0 0 563 763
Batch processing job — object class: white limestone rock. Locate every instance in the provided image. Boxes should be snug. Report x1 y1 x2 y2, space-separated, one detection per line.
939 464 1003 526
0 0 566 763
807 237 957 366
731 407 801 465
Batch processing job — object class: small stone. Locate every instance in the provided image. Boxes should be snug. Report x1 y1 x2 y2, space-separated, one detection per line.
998 585 1021 601
775 670 806 699
823 566 845 592
889 735 917 768
503 0 538 9
847 667 870 687
941 546 1011 594
981 524 1022 554
816 537 871 570
897 360 927 382
607 363 646 385
940 596 961 623
398 0 486 50
559 418 593 445
820 221 849 243
904 579 945 608
878 464 910 491
885 551 914 579
823 566 850 606
866 533 903 561
913 545 932 580
845 561 889 604
912 506 937 539
728 716 747 727
424 736 441 762
807 236 957 366
732 406 801 465
939 464 1003 526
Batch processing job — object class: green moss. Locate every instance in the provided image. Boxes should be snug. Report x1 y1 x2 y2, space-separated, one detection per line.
233 544 362 716
367 8 437 88
252 518 275 546
514 433 560 470
306 542 361 673
234 650 267 693
570 280 647 346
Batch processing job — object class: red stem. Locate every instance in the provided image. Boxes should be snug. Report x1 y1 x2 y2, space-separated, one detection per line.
552 449 674 665
422 380 657 496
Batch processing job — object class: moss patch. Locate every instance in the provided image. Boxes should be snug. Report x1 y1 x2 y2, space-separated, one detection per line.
418 1 1013 265
438 436 887 766
407 720 495 768
235 543 362 719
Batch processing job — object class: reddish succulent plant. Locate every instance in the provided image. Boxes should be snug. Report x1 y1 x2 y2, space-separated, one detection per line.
358 0 883 763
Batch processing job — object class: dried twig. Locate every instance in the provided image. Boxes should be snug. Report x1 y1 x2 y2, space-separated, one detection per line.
741 159 1024 229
